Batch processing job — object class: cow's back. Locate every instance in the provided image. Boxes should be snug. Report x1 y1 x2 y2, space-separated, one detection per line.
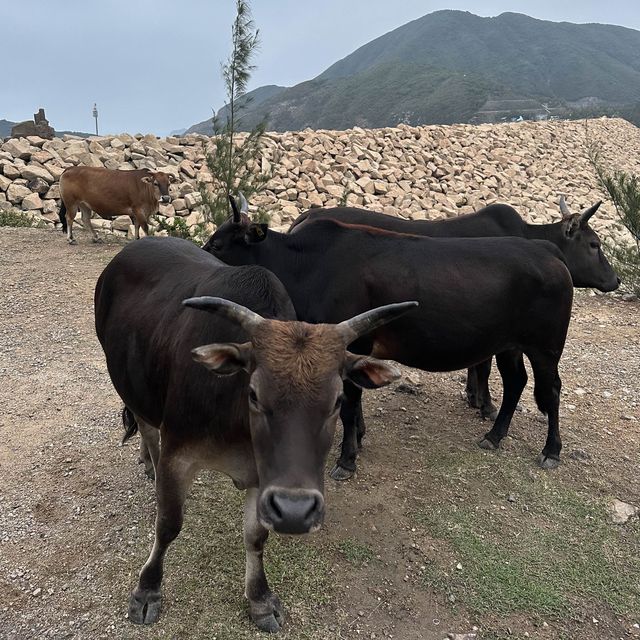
290 204 527 238
95 237 295 433
279 221 572 370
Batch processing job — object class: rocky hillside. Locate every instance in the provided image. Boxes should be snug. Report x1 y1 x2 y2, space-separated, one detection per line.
0 118 638 247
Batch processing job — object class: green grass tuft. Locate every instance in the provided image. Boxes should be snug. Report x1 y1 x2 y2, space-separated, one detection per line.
415 452 640 618
337 539 376 567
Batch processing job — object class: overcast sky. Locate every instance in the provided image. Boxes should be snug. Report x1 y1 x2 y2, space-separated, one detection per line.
3 1 639 136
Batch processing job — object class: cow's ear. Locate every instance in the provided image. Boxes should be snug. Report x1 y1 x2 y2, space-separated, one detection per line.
344 353 401 389
192 342 252 374
141 176 154 184
245 223 268 244
562 214 580 237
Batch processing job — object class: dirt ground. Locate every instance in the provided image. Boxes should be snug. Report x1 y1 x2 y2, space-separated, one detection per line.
0 227 638 640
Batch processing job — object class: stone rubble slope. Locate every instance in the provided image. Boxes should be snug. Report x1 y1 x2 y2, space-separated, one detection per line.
0 117 638 245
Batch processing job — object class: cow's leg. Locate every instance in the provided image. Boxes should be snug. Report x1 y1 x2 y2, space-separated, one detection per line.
465 365 478 406
66 204 78 245
466 359 498 420
528 350 563 469
136 417 159 481
243 487 284 632
133 211 149 239
479 349 527 451
355 394 366 449
330 380 362 481
128 448 196 625
79 204 100 243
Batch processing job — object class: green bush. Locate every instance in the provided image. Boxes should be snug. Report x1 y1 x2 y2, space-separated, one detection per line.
154 216 209 244
0 207 36 227
198 0 272 228
589 144 640 295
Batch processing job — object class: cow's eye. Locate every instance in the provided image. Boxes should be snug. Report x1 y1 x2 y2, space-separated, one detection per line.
249 387 259 406
590 242 600 250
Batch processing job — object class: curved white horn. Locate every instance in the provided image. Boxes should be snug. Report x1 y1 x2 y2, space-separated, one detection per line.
183 296 263 332
337 301 419 345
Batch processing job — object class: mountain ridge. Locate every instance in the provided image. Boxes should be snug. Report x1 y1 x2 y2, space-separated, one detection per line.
186 10 640 133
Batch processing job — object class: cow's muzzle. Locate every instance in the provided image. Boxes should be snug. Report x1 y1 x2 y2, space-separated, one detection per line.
258 487 324 534
161 195 171 203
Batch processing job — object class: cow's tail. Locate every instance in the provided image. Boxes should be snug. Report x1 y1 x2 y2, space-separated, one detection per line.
121 406 139 443
58 201 67 233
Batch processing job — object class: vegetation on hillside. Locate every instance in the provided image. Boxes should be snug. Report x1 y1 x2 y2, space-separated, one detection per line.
189 10 640 132
225 61 495 132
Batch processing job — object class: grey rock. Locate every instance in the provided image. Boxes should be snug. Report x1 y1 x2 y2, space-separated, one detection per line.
608 499 638 524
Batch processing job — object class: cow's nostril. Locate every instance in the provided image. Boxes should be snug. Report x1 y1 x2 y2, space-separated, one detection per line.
303 495 319 520
269 492 283 520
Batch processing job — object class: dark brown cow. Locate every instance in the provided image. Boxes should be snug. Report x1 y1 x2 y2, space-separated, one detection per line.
59 166 173 244
95 236 416 632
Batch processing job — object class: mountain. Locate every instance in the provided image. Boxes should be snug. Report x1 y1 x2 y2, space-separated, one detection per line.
185 11 640 132
0 119 16 138
184 85 287 135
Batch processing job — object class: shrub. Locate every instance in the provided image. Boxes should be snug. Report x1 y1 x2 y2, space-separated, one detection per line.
588 143 640 295
198 0 272 228
0 207 36 227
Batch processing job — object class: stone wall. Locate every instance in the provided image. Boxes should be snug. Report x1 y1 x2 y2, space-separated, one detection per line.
0 118 639 244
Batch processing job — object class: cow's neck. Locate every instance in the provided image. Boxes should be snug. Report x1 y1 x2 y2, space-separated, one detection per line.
522 221 562 243
253 232 317 316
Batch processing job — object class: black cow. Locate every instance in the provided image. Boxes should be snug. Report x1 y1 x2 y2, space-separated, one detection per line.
95 236 414 632
289 199 619 419
203 207 574 480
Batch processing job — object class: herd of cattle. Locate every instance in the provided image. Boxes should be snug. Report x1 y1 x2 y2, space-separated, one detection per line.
76 165 619 632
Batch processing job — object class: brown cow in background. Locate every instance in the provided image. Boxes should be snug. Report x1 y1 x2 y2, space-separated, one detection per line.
58 167 173 244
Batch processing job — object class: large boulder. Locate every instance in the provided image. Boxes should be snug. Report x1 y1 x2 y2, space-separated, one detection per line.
2 139 33 160
21 164 54 183
11 109 55 140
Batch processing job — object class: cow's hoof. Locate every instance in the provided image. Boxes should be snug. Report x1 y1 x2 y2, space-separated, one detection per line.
250 594 284 633
478 437 498 451
68 239 77 245
480 407 499 421
128 588 162 624
92 237 104 244
144 466 155 481
537 453 560 469
330 464 354 481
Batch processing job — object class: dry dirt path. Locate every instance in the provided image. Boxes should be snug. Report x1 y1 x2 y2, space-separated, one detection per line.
0 227 638 640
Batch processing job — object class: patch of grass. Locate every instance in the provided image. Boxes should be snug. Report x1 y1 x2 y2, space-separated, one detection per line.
414 451 640 619
0 208 36 227
337 538 376 566
147 472 334 639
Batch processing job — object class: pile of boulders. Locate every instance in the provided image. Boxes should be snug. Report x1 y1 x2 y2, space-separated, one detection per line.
0 117 639 244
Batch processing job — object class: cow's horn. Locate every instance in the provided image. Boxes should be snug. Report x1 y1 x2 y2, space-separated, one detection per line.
337 301 419 344
559 196 571 218
228 195 242 223
579 201 602 226
238 192 249 214
183 296 263 331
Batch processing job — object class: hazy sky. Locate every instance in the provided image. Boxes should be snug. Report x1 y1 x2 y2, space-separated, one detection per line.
3 1 639 136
